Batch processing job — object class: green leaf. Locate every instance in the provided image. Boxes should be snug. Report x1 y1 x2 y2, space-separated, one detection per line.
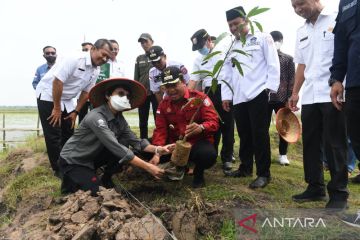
253 20 263 32
220 79 234 95
191 70 213 77
214 32 229 47
247 7 270 18
249 21 255 35
232 49 251 57
211 79 218 94
231 58 243 76
235 8 246 18
212 60 224 76
203 51 222 62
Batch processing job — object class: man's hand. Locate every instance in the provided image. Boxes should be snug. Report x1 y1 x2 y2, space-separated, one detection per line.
288 93 300 112
185 123 203 138
330 81 344 111
64 111 78 129
222 100 231 112
47 107 62 127
157 144 176 155
146 163 164 179
149 154 160 165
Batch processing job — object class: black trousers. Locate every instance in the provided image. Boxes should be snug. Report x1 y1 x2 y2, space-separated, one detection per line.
37 99 73 172
205 85 234 163
78 100 91 124
267 102 288 155
138 94 158 139
233 91 271 177
301 103 348 200
345 88 360 170
59 148 123 196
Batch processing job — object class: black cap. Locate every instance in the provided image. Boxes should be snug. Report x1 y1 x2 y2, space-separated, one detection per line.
190 29 210 51
146 46 165 62
226 6 246 21
210 36 217 41
270 31 283 42
160 66 184 86
138 33 153 42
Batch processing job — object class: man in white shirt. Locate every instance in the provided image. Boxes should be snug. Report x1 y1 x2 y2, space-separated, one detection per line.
289 0 348 210
109 39 126 77
222 6 280 189
189 28 235 171
36 38 113 177
147 45 190 103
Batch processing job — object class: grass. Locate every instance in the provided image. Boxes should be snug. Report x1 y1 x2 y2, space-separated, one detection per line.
1 122 360 239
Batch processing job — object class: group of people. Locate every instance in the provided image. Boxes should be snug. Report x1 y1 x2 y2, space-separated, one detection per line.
31 0 360 212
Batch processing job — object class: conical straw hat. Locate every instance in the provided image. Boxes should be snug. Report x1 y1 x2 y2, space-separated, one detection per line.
276 107 301 143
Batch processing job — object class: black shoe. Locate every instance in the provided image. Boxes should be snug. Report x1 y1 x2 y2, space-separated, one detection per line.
249 177 271 189
54 170 63 180
350 174 360 183
224 169 252 177
192 176 205 188
222 162 233 171
325 199 348 211
292 190 326 203
341 212 360 228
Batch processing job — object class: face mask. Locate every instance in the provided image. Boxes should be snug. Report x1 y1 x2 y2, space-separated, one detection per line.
198 46 210 56
45 56 56 64
110 95 131 111
274 41 282 50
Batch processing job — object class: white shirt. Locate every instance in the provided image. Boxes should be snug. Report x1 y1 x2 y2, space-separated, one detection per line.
191 48 225 90
221 32 280 104
36 52 99 112
294 6 337 105
149 60 190 93
109 58 126 78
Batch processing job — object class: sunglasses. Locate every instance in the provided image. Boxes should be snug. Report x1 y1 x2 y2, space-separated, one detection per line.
45 52 56 56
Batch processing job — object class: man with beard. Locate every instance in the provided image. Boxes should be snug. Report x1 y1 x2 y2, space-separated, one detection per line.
32 46 57 90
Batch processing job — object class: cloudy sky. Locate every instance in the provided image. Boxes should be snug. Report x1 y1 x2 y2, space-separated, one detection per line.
0 0 339 106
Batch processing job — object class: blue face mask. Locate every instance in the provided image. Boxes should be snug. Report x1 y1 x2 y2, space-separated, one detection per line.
198 46 210 56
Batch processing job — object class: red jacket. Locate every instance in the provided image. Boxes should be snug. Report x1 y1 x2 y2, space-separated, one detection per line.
152 88 219 146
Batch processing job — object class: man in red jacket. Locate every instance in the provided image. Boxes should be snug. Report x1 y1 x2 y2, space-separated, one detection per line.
151 66 219 188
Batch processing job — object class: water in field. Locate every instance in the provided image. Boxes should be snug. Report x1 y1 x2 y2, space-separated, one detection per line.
0 110 154 151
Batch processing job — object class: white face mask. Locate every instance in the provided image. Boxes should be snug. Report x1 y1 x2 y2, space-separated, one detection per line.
109 95 131 111
274 41 282 50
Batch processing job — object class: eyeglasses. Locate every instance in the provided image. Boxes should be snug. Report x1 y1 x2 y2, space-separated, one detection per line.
112 48 119 52
82 48 89 52
45 52 56 56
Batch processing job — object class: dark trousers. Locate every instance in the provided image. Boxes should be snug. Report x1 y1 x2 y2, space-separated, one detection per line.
233 91 271 177
78 100 91 124
37 99 73 172
301 103 348 200
138 94 158 139
345 88 360 170
267 102 288 155
59 148 123 196
205 85 234 163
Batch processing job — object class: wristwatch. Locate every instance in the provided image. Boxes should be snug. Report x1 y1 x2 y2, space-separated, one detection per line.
328 77 340 87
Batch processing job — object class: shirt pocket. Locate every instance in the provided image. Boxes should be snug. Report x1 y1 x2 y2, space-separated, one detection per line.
321 31 334 56
298 37 311 61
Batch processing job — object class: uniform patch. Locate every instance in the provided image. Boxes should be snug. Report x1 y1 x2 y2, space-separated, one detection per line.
328 27 334 32
97 119 106 127
156 110 161 114
204 98 211 107
180 66 188 75
250 37 257 44
192 38 197 45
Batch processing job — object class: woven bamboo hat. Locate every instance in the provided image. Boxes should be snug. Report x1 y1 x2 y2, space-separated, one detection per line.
89 78 146 109
276 107 301 143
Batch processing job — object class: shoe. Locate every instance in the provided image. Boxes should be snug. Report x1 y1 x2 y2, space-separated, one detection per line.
279 155 290 165
350 174 360 183
224 169 252 177
325 199 348 211
159 162 185 181
222 162 233 171
292 190 326 203
101 175 115 189
192 176 205 188
249 177 271 189
341 211 360 228
231 154 236 163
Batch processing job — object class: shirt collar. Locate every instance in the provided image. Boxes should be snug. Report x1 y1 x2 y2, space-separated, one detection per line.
85 51 93 67
100 104 116 121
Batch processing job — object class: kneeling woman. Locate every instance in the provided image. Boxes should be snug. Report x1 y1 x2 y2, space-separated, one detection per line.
59 78 174 195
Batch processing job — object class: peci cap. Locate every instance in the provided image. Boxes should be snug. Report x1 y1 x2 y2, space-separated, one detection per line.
226 6 246 21
138 33 153 42
190 29 210 51
146 46 165 62
160 66 184 86
270 31 283 42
